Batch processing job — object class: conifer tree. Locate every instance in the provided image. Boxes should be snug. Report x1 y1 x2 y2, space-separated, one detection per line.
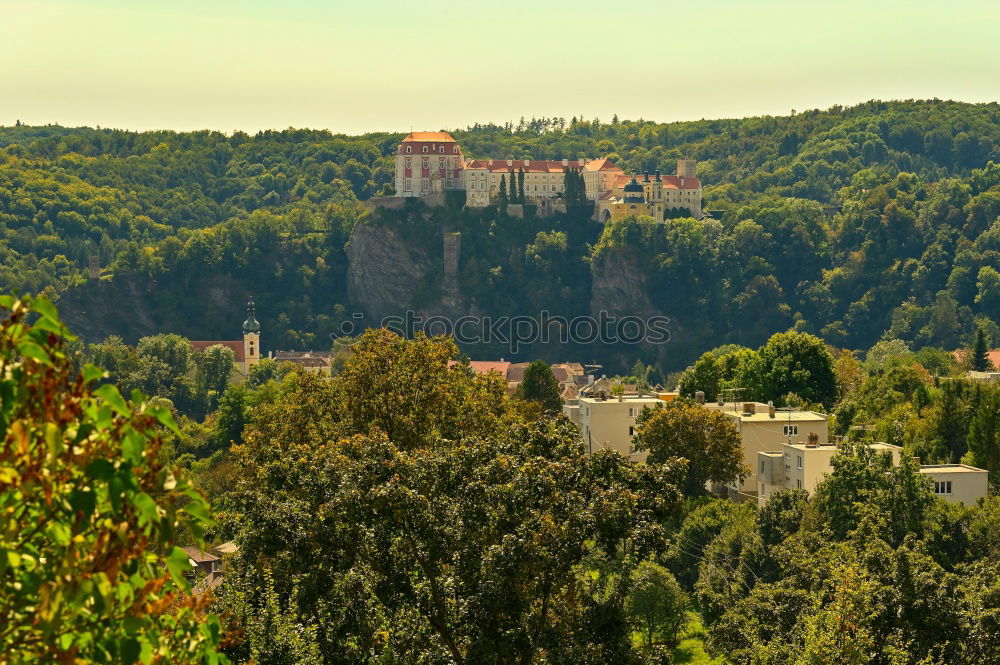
498 174 508 208
508 169 516 201
972 327 993 372
517 168 525 203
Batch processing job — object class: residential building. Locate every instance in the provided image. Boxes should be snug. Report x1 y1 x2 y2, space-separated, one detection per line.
273 350 333 375
703 401 829 500
449 359 588 395
564 394 671 462
919 464 989 504
757 443 988 506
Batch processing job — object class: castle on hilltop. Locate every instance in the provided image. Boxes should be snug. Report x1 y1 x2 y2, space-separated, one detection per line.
392 131 703 221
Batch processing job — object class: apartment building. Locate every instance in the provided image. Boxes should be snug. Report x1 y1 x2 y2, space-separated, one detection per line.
757 442 988 505
563 394 669 462
702 401 829 500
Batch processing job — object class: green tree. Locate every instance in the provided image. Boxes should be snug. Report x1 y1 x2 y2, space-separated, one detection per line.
754 331 838 408
226 382 684 664
514 359 562 413
498 174 508 207
626 561 689 650
965 385 1000 477
971 326 994 372
517 167 525 203
0 294 224 664
633 399 745 495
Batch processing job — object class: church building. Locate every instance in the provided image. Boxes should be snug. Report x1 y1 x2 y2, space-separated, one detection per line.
189 299 261 378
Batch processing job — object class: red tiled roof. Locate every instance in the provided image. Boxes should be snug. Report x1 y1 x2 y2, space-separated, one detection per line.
954 349 1000 368
612 174 701 190
464 158 618 174
584 158 622 172
448 359 511 376
189 340 244 362
402 131 457 142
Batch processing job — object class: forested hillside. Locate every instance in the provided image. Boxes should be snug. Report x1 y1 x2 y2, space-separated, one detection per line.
1 100 998 368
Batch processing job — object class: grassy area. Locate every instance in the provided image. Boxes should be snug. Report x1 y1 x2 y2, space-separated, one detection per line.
671 612 726 665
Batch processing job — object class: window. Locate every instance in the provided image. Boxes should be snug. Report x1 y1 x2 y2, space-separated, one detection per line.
628 426 635 436
934 480 953 495
796 455 802 470
783 425 798 436
404 179 411 191
406 146 412 153
628 407 637 417
759 461 765 474
422 146 428 153
796 479 802 489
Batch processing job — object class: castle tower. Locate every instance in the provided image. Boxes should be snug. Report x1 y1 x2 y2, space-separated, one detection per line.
242 298 261 375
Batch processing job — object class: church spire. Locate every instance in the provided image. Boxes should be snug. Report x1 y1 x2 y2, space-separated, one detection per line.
242 298 260 334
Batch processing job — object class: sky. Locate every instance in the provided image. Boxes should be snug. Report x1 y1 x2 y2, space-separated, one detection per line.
1 0 998 134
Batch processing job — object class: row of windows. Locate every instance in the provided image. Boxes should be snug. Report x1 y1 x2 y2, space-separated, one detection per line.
405 145 459 154
933 480 953 495
783 425 799 436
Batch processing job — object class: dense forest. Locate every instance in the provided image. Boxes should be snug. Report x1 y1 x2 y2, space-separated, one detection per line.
1 99 999 369
5 295 1000 665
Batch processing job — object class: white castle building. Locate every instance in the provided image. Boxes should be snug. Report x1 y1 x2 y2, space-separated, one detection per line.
393 131 703 220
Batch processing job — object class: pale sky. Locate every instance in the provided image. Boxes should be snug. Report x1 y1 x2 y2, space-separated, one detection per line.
2 0 998 134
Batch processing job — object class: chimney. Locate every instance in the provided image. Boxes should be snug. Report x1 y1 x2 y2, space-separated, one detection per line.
695 391 705 404
562 158 568 167
524 159 529 167
769 405 776 418
912 456 920 465
743 402 756 414
507 159 512 167
808 432 819 446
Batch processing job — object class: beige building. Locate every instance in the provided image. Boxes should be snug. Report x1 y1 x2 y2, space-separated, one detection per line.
564 395 669 462
703 401 829 500
596 161 703 222
758 443 988 506
919 464 989 504
461 157 623 208
392 131 701 220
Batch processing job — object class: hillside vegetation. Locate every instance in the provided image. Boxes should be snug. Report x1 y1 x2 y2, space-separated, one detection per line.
1 100 999 366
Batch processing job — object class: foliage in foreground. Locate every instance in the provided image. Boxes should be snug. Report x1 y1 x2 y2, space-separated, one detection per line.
217 329 689 665
0 295 226 664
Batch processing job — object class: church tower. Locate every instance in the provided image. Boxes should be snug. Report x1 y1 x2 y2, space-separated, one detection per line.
242 298 261 375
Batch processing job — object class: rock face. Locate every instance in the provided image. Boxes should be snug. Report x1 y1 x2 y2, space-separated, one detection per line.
346 222 480 326
346 222 432 323
589 247 660 320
